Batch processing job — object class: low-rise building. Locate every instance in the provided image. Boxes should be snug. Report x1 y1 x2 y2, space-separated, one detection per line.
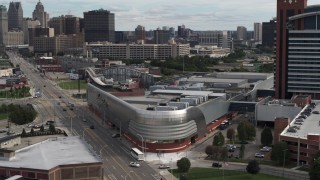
0 136 103 179
275 103 320 165
84 41 190 60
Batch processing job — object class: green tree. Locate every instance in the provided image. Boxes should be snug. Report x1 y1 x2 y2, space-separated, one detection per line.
246 160 260 174
309 151 320 180
271 142 288 165
227 128 236 141
177 157 191 173
21 128 26 137
213 132 225 146
261 127 273 146
237 121 256 142
237 122 247 142
49 124 56 133
40 125 44 132
240 144 245 159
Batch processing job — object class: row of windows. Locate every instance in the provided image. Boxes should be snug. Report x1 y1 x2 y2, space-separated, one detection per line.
289 33 320 38
289 49 320 52
289 53 320 56
289 40 320 43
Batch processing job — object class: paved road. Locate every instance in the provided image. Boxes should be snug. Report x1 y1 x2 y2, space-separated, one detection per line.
7 51 162 180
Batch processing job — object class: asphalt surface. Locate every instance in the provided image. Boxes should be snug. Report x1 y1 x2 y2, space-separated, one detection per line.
6 51 162 180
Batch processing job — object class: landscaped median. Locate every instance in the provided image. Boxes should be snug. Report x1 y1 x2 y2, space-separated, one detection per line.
172 167 287 180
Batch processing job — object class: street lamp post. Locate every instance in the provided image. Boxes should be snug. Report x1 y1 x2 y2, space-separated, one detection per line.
137 133 144 160
124 171 134 180
282 149 288 177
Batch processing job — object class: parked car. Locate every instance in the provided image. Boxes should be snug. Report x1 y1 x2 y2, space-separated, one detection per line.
226 144 237 149
159 164 171 169
260 146 271 152
27 124 35 128
0 129 6 133
112 134 120 138
130 162 140 167
82 119 87 122
90 125 95 129
255 153 265 158
312 111 320 114
212 162 222 168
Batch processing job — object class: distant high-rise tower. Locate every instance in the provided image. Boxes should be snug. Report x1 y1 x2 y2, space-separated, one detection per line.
84 9 115 43
262 19 276 48
32 0 49 28
135 25 145 42
8 2 23 30
237 26 247 40
0 5 8 45
254 23 262 44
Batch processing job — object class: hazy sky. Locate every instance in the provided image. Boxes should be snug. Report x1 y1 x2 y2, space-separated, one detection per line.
18 0 319 31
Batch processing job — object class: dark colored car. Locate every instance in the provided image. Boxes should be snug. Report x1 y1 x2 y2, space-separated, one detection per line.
90 125 95 129
212 162 222 168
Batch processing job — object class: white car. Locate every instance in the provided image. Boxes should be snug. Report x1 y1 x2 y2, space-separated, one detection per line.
260 146 271 152
130 162 140 167
255 153 265 158
159 164 171 169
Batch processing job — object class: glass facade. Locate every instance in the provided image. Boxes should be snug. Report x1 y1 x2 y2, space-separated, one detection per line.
288 31 320 93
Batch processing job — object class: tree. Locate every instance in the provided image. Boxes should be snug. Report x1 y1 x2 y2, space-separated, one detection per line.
30 128 34 134
237 121 256 142
237 122 247 142
309 151 320 180
21 128 26 137
239 144 245 159
227 128 236 141
261 127 273 146
271 142 288 165
49 124 56 133
40 125 45 132
246 160 260 174
220 147 228 161
205 145 214 157
213 132 225 146
177 157 191 173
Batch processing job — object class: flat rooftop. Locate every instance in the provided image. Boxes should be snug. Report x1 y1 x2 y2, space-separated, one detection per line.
0 136 101 170
152 89 225 97
180 77 246 84
282 104 320 139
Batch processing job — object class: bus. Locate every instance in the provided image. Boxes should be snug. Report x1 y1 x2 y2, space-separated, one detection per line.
130 148 144 161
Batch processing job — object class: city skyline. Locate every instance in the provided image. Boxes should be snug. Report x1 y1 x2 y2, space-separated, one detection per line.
14 0 319 31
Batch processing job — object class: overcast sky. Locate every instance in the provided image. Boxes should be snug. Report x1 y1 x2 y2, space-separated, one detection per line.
19 0 319 31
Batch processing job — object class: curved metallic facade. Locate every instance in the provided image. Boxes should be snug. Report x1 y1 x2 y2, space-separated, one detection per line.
87 83 206 142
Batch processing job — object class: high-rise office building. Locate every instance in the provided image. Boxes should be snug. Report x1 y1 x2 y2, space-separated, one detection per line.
65 16 80 35
22 18 40 44
32 0 49 28
0 5 8 45
178 25 185 38
254 23 262 44
275 0 307 99
49 16 65 36
135 25 145 42
84 9 115 43
153 29 170 44
8 2 23 30
262 20 276 48
237 26 247 40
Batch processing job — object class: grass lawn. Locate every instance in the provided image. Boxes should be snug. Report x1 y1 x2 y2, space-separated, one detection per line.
173 168 287 180
58 80 87 90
